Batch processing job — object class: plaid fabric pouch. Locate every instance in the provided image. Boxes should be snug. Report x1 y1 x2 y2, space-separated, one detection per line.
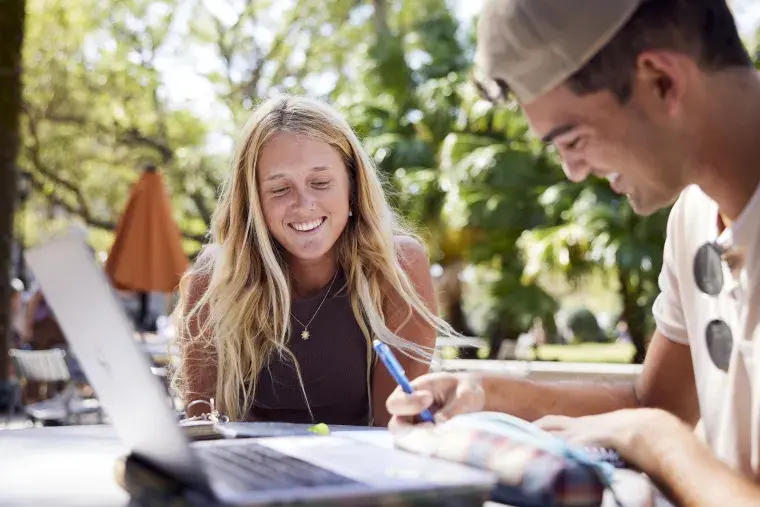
394 412 624 507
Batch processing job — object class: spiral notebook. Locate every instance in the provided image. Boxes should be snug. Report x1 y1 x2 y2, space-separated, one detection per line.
582 447 628 469
393 412 630 507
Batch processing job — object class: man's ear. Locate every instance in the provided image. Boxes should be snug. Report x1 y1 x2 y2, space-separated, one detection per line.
633 50 687 117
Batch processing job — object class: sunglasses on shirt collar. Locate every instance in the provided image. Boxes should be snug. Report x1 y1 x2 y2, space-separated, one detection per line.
693 234 744 372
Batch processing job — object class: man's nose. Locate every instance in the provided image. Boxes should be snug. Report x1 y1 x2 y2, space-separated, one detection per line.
561 158 591 183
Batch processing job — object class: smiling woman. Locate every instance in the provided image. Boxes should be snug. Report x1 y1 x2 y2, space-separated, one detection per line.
258 133 352 266
171 95 457 426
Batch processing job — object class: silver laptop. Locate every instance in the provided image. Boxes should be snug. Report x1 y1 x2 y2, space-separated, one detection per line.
25 235 496 506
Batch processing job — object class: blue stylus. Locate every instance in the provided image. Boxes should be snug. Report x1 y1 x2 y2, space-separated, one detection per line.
373 339 435 423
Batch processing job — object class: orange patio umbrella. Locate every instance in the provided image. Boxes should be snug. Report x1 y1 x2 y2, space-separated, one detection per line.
105 164 189 327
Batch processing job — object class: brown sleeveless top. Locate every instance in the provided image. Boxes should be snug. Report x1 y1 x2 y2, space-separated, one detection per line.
248 270 372 425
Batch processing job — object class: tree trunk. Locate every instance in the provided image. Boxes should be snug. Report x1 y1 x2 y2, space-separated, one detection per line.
0 0 26 394
372 0 389 37
618 269 648 364
449 300 479 359
436 261 479 359
487 325 521 360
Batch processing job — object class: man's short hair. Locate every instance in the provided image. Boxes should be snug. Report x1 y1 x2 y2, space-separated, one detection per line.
568 0 753 103
474 0 753 104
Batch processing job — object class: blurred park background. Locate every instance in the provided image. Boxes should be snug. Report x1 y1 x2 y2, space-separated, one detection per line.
2 0 760 383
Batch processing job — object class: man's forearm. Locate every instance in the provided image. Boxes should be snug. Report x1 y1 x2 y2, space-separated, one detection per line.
632 412 760 507
480 374 638 421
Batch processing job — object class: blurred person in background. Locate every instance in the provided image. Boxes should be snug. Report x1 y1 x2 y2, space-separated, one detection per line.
16 287 67 403
21 286 91 399
9 278 26 350
173 95 457 426
387 0 760 504
24 287 66 351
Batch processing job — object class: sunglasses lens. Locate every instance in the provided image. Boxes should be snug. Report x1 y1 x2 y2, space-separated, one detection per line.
694 243 724 296
705 319 733 372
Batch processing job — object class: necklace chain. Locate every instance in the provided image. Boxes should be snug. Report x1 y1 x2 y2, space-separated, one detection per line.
291 271 339 340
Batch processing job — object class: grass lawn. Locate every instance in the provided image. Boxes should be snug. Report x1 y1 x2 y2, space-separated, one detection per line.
443 342 637 364
532 342 636 363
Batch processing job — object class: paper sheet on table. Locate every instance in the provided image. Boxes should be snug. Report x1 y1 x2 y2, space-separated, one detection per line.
334 430 397 449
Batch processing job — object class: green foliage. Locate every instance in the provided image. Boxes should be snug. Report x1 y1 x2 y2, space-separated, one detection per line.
18 0 403 255
566 308 607 344
343 2 565 345
21 0 758 364
533 342 636 364
522 176 669 360
10 0 587 350
20 0 218 254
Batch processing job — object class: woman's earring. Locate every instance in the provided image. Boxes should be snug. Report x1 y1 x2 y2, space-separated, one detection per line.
348 209 353 217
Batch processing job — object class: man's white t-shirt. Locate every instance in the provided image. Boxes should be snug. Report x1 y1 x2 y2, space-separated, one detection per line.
652 182 760 479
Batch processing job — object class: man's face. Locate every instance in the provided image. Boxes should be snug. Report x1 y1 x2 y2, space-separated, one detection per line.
521 82 690 216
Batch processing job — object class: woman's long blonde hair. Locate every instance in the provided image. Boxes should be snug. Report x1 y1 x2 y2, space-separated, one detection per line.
172 95 457 422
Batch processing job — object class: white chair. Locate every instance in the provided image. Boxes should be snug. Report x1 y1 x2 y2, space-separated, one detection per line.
9 349 102 426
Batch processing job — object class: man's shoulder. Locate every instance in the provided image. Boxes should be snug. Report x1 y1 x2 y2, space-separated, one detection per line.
666 185 717 235
671 184 714 216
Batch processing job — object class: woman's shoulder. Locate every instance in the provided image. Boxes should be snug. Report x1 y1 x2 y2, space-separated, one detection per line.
195 243 221 268
388 236 435 301
186 244 221 301
392 235 430 274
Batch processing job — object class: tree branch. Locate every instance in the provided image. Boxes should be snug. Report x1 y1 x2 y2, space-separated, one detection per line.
200 161 222 197
233 0 304 100
31 104 175 165
372 0 390 37
25 111 94 221
23 113 207 244
181 159 219 229
189 190 212 228
120 127 173 164
26 170 116 231
27 170 208 244
204 0 310 116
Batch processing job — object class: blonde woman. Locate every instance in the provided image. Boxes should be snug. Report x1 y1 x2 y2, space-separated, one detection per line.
174 95 456 426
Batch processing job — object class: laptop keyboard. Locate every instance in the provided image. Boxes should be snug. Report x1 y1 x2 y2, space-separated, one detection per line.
199 441 361 492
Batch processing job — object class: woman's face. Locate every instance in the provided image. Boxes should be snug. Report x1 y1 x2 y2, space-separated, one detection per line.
257 132 352 262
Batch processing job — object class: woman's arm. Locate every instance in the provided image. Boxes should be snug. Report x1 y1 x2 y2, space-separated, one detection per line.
178 253 219 418
373 236 438 426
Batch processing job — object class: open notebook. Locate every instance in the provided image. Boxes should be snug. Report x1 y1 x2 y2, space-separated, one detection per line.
391 412 629 507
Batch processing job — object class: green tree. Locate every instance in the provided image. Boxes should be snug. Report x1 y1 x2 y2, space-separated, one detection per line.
18 0 378 255
344 1 562 356
437 98 562 355
341 0 477 342
19 0 214 254
521 179 669 362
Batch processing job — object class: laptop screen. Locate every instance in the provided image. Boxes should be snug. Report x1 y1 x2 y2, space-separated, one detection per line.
25 235 208 488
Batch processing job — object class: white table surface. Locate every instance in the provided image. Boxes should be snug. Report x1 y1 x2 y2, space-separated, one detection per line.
0 424 664 507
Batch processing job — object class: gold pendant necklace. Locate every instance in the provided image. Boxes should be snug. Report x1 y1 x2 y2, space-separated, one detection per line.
291 271 339 340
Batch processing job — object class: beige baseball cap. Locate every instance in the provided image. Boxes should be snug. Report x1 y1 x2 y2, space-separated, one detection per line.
475 0 643 104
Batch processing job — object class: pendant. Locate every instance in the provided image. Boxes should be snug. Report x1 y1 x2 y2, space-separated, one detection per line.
301 329 310 340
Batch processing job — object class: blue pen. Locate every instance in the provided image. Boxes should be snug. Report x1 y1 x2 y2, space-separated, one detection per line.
373 339 435 423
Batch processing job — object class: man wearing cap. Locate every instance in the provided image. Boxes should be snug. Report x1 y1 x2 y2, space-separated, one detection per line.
386 0 760 503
